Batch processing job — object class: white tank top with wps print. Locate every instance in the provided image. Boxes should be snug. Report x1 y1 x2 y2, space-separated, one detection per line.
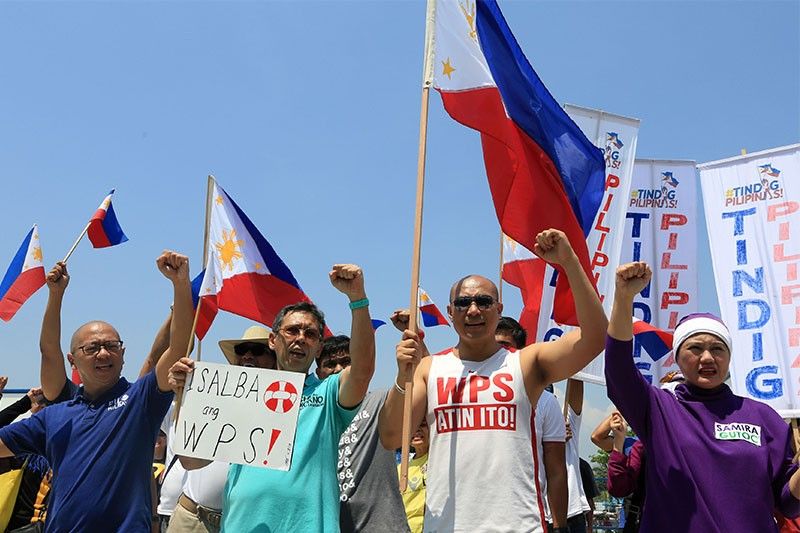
424 347 544 533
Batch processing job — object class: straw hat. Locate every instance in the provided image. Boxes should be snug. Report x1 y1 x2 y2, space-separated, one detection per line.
218 325 272 365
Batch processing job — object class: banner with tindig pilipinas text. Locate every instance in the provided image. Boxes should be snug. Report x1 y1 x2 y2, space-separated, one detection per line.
623 159 698 384
534 105 640 384
699 144 800 416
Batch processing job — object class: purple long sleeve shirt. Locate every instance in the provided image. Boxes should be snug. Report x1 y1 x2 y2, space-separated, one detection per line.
607 440 644 498
605 336 800 532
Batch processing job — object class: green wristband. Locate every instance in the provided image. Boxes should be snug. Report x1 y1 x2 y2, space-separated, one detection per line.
349 298 369 310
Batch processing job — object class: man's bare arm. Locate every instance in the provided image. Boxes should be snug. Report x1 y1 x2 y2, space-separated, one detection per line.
378 331 429 450
542 441 568 528
154 252 193 392
138 311 172 379
178 456 213 470
0 438 14 458
567 378 584 416
40 262 69 401
590 413 616 452
331 265 375 409
520 230 607 391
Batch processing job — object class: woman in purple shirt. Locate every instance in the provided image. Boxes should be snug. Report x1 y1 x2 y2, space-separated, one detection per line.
606 261 800 532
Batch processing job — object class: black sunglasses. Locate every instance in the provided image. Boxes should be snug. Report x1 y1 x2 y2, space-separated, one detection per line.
452 295 496 311
234 342 270 357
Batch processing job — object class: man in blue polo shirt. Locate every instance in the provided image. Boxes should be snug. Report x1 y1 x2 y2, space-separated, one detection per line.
168 263 375 532
0 250 193 532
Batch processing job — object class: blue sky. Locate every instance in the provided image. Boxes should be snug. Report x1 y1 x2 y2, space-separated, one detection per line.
0 0 798 457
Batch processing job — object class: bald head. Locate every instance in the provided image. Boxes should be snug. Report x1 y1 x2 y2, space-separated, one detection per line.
450 275 499 302
70 321 120 354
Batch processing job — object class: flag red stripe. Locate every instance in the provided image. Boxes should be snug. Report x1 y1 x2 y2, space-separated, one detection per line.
0 266 46 322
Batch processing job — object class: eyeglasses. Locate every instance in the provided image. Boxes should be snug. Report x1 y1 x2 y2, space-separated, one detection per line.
234 342 271 357
279 325 321 342
451 295 496 311
77 340 124 356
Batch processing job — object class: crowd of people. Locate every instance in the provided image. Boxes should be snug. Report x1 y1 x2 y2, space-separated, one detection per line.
0 230 799 532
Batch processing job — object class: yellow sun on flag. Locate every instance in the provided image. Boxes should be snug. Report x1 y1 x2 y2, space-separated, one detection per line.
215 195 224 205
214 229 244 271
460 0 477 40
32 247 43 262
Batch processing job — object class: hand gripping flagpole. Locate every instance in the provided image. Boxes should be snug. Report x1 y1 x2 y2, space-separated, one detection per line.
174 175 215 430
400 0 436 492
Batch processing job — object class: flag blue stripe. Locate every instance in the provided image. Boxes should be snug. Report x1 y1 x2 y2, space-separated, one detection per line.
101 203 129 245
420 310 439 328
475 0 605 235
223 188 302 290
191 269 206 308
0 227 34 301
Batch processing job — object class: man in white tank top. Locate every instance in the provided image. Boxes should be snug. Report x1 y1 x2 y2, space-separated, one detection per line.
379 230 607 533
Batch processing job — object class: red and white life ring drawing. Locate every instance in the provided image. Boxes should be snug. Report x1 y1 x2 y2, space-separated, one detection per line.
264 380 299 413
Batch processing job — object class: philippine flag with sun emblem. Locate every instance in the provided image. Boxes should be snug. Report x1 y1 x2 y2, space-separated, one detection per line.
0 225 46 321
432 0 604 325
192 182 315 338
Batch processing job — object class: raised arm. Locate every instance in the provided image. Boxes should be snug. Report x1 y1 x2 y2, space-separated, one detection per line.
39 262 69 400
590 413 617 452
378 330 429 450
154 252 193 392
605 262 653 436
520 230 607 390
329 264 375 409
567 377 584 416
138 310 172 379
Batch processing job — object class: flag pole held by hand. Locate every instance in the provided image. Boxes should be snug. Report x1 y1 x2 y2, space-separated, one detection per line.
62 222 91 264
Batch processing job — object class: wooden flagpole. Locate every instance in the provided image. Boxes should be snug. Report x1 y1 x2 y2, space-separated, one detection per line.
196 175 216 362
399 0 436 492
562 379 572 420
62 222 91 263
174 175 216 429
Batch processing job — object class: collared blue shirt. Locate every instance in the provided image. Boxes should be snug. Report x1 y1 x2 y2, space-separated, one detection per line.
0 370 173 533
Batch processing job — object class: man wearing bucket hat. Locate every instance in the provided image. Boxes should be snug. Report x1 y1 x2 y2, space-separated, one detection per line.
605 261 800 532
166 326 276 533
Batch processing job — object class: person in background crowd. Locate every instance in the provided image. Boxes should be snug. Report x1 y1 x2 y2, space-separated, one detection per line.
563 379 590 533
380 229 607 533
0 381 50 533
0 250 193 532
495 316 568 531
315 335 352 381
400 418 429 533
578 458 598 532
168 325 277 533
314 331 408 533
606 261 800 531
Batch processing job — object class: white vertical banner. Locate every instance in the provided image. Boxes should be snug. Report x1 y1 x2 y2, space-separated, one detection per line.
623 159 699 384
699 144 800 416
534 105 640 384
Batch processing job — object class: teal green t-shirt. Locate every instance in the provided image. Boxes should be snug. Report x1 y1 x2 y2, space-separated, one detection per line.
221 372 358 533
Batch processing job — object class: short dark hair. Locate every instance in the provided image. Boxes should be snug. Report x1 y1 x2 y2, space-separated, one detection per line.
273 302 326 337
496 316 527 349
318 335 350 362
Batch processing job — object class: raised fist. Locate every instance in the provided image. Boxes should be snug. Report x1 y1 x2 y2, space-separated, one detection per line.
329 264 366 301
157 251 189 283
532 229 576 266
615 262 651 300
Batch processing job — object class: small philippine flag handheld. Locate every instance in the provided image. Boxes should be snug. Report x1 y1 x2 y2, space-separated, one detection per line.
87 189 129 248
0 225 46 322
419 287 449 328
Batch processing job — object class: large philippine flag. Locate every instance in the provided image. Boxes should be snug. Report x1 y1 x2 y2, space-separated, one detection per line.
0 225 46 322
419 287 449 327
87 189 129 248
433 0 605 325
501 234 546 342
191 182 315 339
